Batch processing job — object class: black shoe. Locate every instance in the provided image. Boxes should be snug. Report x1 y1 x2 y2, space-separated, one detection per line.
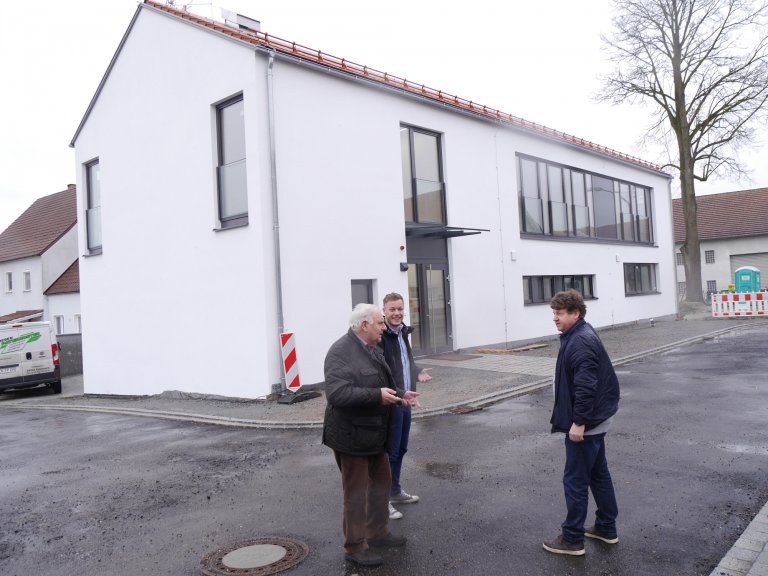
367 533 407 548
543 534 585 556
585 525 619 544
345 549 383 567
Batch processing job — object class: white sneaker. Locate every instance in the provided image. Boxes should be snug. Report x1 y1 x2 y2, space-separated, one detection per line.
390 490 419 504
388 503 402 520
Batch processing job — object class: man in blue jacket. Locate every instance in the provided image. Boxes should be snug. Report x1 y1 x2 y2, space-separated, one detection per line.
543 290 620 557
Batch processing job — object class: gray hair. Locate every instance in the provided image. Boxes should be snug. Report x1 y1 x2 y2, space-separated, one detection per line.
349 303 381 330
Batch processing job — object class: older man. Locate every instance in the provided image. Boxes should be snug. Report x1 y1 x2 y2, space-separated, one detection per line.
323 303 420 567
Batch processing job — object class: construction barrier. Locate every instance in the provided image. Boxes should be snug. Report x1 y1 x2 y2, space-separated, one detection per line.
280 332 302 390
711 292 767 317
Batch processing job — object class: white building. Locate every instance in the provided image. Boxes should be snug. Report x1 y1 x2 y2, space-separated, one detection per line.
673 188 768 297
70 1 676 398
0 186 81 334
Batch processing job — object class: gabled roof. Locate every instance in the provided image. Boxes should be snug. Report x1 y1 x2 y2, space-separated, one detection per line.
673 187 768 243
0 186 77 264
71 0 669 178
45 259 80 295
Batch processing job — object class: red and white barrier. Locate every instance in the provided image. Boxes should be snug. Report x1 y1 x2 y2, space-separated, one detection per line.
280 332 302 390
712 292 767 317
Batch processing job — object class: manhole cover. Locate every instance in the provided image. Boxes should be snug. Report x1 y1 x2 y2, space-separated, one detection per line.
201 537 309 575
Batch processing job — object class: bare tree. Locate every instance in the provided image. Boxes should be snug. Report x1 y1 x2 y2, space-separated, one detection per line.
601 0 768 302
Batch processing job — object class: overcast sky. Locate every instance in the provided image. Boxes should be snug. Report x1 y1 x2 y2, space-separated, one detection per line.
1 0 766 232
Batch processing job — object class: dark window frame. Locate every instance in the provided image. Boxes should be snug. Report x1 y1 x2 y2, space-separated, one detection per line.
85 159 102 254
400 124 446 225
518 154 654 245
523 274 596 305
624 263 658 295
216 94 248 229
351 279 374 308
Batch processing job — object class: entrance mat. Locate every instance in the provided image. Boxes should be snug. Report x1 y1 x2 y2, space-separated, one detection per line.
426 353 483 361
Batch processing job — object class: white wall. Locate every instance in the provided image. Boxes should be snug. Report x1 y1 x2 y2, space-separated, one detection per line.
48 292 81 335
41 227 78 291
0 257 43 316
676 236 768 292
74 6 678 398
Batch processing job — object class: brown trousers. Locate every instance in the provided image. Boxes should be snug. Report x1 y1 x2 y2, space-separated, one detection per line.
334 451 391 554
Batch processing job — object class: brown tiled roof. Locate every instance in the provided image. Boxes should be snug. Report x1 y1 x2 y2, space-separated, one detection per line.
73 0 668 177
673 187 768 243
0 310 44 324
45 259 80 295
0 186 77 263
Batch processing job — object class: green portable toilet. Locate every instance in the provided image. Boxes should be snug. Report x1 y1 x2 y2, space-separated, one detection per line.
734 266 761 292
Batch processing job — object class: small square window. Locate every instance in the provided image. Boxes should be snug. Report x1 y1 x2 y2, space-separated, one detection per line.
706 280 717 293
351 279 374 308
705 250 715 264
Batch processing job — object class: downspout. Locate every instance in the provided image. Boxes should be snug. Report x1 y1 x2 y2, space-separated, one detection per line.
267 49 286 391
494 132 510 347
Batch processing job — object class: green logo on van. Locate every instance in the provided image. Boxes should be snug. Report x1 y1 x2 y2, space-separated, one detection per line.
0 332 41 354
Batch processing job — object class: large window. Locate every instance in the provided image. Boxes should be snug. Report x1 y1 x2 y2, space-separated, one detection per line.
216 95 248 228
624 263 658 295
401 125 445 224
518 155 654 244
85 160 102 253
523 274 595 305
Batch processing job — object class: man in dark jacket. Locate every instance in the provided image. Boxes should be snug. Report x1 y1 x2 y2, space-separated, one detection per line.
543 290 620 557
380 292 432 520
323 303 420 568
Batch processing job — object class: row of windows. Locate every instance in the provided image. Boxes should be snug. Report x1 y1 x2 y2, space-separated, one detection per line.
3 271 32 293
676 250 716 266
519 155 653 244
524 264 659 305
84 94 248 254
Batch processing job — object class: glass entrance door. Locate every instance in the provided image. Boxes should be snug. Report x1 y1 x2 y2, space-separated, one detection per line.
407 263 452 356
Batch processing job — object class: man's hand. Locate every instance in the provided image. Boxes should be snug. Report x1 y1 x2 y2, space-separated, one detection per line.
380 388 400 405
417 368 433 383
569 423 585 443
402 390 421 408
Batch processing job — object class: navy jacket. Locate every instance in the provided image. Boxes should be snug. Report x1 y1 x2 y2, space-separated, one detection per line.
550 319 620 433
379 323 420 392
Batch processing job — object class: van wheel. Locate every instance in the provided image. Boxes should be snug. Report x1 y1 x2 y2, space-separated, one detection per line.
51 381 62 394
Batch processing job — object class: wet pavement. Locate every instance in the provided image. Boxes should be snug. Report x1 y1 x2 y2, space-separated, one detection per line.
1 305 768 574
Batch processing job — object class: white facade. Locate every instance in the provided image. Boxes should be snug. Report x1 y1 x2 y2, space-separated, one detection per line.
72 4 676 398
0 257 42 316
48 292 82 335
676 236 768 293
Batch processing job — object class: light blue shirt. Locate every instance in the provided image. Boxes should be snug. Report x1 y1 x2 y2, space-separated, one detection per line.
391 325 412 392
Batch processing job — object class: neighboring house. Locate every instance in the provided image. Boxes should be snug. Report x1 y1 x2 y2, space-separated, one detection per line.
0 186 81 334
70 1 676 398
673 188 768 297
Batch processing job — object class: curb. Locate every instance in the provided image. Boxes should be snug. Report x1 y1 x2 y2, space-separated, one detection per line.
1 323 750 429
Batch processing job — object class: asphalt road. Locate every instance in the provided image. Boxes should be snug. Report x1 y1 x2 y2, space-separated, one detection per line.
1 324 767 575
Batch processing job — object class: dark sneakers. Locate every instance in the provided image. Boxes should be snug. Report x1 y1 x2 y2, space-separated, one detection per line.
543 534 586 556
368 533 407 548
585 525 619 544
345 549 383 567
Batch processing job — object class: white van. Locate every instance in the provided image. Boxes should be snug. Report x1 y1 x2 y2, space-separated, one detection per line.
0 321 62 394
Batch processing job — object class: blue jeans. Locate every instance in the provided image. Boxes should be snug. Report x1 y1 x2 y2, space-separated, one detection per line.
388 405 411 496
562 433 618 543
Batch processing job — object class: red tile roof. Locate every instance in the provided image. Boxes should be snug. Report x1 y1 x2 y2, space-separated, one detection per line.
672 187 768 243
0 310 44 324
45 259 80 295
77 1 667 176
0 186 77 263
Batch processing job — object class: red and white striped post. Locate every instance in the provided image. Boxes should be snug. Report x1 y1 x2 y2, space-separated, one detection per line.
280 332 301 391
